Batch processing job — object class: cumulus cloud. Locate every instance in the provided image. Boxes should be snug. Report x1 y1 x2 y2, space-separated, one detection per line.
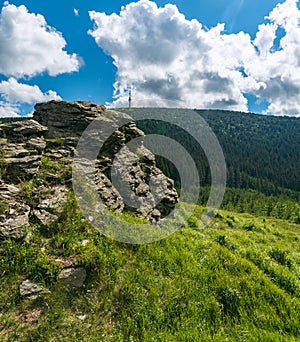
0 3 81 116
247 0 300 116
89 0 300 116
0 101 20 117
0 78 61 117
0 78 61 104
0 3 81 78
89 1 251 111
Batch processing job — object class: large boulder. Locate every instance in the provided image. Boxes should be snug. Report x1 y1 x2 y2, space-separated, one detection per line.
0 119 47 142
0 120 47 182
33 101 108 139
0 100 178 239
33 101 178 222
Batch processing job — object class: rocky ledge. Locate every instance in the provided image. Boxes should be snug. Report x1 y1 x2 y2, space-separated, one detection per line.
0 101 178 239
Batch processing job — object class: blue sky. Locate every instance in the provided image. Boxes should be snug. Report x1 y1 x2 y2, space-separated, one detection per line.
0 0 299 116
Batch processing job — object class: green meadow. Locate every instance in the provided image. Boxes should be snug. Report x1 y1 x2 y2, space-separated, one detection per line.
1 193 299 341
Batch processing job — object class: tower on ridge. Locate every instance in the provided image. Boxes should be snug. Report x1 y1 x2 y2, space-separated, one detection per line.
128 86 132 108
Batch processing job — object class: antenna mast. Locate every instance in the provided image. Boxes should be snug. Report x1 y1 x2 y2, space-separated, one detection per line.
128 86 132 108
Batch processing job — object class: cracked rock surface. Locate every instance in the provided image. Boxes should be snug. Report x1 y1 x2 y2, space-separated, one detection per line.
0 100 178 239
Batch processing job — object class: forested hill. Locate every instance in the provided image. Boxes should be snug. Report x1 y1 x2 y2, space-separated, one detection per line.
197 109 300 194
119 108 300 198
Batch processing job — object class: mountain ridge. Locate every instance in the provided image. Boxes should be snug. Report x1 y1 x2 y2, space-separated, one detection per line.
116 107 300 196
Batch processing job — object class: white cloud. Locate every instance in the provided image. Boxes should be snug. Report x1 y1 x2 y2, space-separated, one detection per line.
89 0 300 116
0 3 81 78
253 23 277 57
0 101 20 117
0 3 81 117
246 0 300 116
0 78 61 104
0 78 62 117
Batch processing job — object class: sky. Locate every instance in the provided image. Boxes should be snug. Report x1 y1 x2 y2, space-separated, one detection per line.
0 0 300 117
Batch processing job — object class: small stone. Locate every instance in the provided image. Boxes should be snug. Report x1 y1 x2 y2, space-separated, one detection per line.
58 267 87 288
0 206 30 239
151 209 161 219
33 209 58 226
20 279 49 297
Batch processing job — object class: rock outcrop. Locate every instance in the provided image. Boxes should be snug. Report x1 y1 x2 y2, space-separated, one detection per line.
0 101 178 239
0 119 47 182
0 120 47 239
33 101 106 139
0 181 30 239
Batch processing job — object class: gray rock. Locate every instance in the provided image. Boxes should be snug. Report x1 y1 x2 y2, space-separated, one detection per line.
0 100 178 232
0 209 30 239
33 208 58 226
0 119 47 142
5 155 42 181
33 101 108 138
0 182 20 199
20 279 49 297
34 100 178 222
0 120 47 183
58 267 87 288
37 186 68 211
32 186 68 225
26 137 47 153
0 182 30 239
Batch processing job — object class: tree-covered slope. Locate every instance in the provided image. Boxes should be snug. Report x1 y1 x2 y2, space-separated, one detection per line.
119 108 300 197
198 109 300 194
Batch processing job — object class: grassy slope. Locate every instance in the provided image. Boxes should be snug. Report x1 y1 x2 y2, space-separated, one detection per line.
0 194 299 341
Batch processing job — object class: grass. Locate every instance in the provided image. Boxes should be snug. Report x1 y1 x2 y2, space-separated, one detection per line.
0 193 299 341
0 198 8 214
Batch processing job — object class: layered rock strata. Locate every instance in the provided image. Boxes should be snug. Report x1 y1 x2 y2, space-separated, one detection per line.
0 101 178 239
